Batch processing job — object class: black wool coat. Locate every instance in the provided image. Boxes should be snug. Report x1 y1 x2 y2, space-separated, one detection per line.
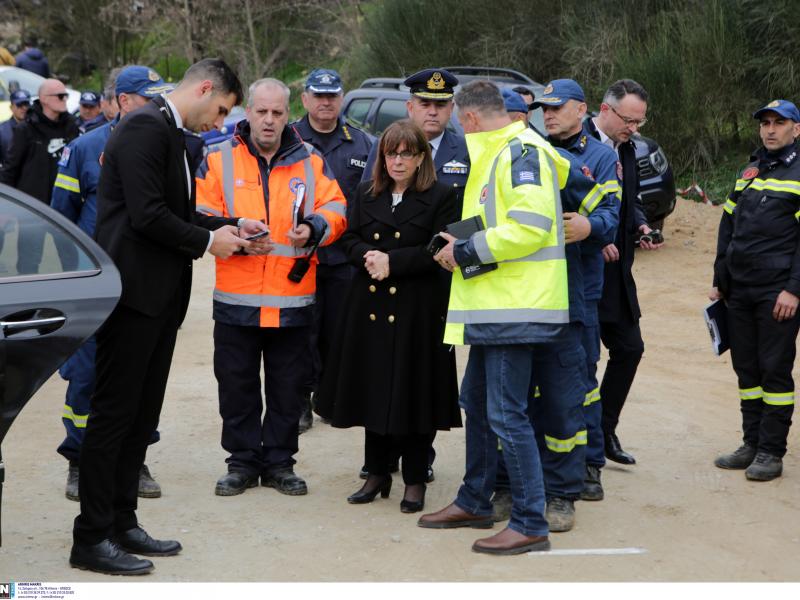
316 180 462 435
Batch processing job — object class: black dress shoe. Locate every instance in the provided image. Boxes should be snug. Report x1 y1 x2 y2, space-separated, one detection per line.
114 526 182 557
70 539 154 575
604 433 636 465
215 471 259 496
262 468 308 495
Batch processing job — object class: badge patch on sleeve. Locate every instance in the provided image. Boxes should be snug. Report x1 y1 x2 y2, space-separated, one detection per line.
58 145 71 167
510 145 540 187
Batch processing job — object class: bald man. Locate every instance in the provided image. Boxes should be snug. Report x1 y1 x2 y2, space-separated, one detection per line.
0 78 79 273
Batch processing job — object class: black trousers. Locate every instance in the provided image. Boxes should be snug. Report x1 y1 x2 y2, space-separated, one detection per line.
214 322 310 475
73 300 181 545
727 283 798 457
306 263 354 394
365 430 429 485
599 310 644 435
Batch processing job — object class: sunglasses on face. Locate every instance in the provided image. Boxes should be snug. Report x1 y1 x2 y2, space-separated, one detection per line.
47 93 69 100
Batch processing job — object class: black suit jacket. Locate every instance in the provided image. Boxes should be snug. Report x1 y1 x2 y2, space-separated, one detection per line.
585 119 646 322
95 96 234 318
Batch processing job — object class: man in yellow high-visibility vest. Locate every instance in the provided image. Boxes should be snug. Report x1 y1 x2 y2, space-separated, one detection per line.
418 80 584 555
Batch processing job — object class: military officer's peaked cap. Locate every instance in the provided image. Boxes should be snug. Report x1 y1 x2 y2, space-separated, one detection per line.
404 68 458 100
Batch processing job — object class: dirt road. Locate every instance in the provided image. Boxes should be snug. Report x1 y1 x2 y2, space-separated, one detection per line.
2 198 799 581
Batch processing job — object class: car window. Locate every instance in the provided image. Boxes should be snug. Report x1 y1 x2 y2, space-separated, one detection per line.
345 98 372 128
0 196 98 280
0 68 43 96
374 99 408 136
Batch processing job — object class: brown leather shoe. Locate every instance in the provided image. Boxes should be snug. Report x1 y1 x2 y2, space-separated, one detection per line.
472 527 550 555
417 502 494 529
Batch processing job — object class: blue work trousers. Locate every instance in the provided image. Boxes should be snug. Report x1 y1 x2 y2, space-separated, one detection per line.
455 344 549 537
583 301 605 467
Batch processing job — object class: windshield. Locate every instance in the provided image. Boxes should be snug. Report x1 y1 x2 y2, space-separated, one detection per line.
0 67 45 96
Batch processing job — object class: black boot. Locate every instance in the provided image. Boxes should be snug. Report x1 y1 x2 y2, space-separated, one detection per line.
604 433 636 465
298 392 314 434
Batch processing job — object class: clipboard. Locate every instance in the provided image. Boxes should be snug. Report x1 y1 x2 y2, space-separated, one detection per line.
445 215 498 280
703 299 729 356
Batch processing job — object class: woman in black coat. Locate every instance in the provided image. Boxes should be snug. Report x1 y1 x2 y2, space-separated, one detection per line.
316 119 461 513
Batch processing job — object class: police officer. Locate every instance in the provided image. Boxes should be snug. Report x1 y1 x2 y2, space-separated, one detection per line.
711 99 800 482
0 89 31 165
51 65 174 502
585 79 659 465
363 68 469 207
291 69 374 433
76 91 107 134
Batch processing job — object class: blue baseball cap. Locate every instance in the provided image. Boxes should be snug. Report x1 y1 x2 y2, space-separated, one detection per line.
115 65 173 98
532 79 586 108
305 69 343 94
10 89 31 105
753 99 800 122
501 88 528 114
80 91 100 106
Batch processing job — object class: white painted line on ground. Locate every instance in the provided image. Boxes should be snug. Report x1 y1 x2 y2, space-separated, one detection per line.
529 547 648 556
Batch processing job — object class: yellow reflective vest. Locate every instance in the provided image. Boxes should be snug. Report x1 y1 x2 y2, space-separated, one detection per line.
444 120 571 345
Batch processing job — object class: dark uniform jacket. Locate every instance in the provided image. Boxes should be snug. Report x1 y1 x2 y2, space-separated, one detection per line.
95 95 235 319
714 141 800 296
585 118 646 322
363 128 469 211
291 115 374 265
0 101 79 202
316 180 462 435
0 117 21 166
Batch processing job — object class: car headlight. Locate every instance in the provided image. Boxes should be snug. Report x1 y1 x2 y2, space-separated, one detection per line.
649 147 669 175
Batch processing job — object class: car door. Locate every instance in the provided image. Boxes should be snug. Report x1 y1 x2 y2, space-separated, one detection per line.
0 183 120 545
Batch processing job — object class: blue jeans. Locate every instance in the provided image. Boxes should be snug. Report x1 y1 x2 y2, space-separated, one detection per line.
455 344 548 537
495 324 587 499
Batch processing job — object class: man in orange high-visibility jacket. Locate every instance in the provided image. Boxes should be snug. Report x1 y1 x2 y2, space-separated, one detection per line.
196 78 346 498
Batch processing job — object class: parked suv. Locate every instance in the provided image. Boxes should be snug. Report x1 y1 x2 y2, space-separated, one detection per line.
342 66 676 229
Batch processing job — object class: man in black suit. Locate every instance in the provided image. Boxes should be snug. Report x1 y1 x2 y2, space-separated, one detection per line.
70 59 267 576
585 79 662 465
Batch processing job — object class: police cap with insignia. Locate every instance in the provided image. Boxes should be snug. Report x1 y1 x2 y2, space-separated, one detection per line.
305 69 343 94
753 99 800 123
501 88 528 114
115 65 173 98
80 91 100 107
404 68 458 100
10 89 31 106
532 78 586 108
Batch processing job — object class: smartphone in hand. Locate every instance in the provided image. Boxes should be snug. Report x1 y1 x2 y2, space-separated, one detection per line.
246 229 270 241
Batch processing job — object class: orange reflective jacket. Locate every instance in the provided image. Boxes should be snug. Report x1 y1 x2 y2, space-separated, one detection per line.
196 125 346 327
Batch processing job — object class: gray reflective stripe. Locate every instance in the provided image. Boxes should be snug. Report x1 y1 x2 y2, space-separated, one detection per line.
219 140 236 219
473 230 496 263
323 201 347 216
483 145 505 228
506 245 564 263
196 205 223 217
507 209 552 231
547 154 565 249
213 290 314 308
270 243 305 257
302 143 316 217
447 307 570 324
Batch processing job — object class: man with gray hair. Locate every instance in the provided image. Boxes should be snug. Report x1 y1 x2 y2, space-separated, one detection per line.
418 80 580 555
196 78 347 498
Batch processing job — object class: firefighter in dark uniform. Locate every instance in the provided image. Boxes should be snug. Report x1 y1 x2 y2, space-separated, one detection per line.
712 99 800 481
361 68 469 482
291 69 375 433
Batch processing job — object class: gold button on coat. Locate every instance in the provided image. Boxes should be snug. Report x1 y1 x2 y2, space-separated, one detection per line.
388 315 395 323
373 233 380 240
369 285 376 293
369 313 376 321
389 286 397 295
394 231 400 239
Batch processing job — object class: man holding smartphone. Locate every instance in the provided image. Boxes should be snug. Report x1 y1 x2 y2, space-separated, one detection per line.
195 77 346 498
